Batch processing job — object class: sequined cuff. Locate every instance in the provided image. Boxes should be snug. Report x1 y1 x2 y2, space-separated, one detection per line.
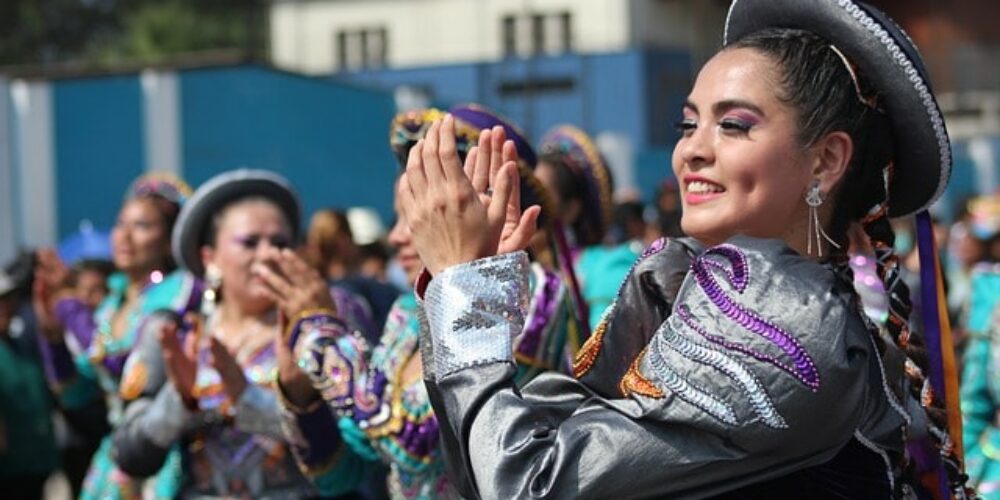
234 384 285 440
292 314 368 416
424 252 530 377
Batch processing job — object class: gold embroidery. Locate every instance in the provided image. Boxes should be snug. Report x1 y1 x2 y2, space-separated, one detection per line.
572 318 607 378
619 347 664 398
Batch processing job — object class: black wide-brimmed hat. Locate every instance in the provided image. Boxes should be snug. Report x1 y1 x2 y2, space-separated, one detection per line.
724 0 950 217
172 169 301 277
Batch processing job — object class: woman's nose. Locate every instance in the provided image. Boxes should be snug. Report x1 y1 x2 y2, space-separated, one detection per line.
678 124 715 168
387 219 410 247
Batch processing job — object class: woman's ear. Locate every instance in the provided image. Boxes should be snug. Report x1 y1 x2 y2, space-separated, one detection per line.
811 131 853 194
200 246 216 271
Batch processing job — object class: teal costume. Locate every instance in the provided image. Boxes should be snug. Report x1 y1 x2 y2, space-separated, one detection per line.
39 270 197 500
961 266 1000 498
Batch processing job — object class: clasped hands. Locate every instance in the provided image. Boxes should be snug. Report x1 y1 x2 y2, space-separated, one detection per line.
397 114 541 276
160 248 334 410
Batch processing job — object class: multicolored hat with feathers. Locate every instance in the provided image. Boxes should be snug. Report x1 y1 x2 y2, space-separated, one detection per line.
448 104 555 227
539 125 614 246
125 172 192 206
389 108 479 169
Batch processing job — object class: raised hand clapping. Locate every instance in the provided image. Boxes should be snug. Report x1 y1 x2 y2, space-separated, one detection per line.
397 114 541 275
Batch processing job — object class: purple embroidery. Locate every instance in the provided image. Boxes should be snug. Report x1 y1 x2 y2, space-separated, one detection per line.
676 304 803 386
397 415 440 458
641 237 668 259
690 245 820 391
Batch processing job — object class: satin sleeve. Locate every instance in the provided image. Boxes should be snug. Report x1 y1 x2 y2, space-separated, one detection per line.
111 311 193 477
421 239 901 499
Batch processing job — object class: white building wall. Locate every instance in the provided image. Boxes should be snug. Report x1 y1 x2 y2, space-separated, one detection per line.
0 77 15 264
10 80 57 249
270 0 631 74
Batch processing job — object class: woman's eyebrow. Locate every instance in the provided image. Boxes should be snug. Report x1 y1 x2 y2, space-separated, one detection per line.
713 99 765 117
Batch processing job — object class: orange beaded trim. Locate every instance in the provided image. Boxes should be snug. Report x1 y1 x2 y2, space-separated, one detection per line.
619 347 664 398
572 318 608 378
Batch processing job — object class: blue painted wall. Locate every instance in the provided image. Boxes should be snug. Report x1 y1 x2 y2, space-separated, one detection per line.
180 65 398 226
53 75 145 238
336 49 692 202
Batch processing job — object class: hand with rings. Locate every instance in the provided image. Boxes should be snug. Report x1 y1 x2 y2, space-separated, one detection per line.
397 115 541 275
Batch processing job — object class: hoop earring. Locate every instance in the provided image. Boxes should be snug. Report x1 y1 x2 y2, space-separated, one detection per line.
805 179 842 258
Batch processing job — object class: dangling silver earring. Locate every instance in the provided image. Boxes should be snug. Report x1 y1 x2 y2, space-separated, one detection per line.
805 179 841 258
202 264 222 316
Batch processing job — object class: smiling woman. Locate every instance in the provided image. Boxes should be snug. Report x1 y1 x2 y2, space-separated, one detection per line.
672 47 847 253
33 173 199 500
390 0 971 498
108 170 375 498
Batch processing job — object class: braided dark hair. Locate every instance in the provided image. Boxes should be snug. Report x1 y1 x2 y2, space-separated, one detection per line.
729 28 968 496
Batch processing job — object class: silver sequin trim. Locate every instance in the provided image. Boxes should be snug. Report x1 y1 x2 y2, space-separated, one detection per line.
836 0 950 210
646 332 739 426
425 252 530 377
662 317 788 428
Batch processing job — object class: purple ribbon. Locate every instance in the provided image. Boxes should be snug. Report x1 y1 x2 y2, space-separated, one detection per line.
915 210 949 498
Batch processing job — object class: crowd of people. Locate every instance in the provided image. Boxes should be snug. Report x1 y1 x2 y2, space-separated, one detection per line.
1 0 999 498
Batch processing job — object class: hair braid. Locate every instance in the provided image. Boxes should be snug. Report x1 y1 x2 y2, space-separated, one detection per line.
860 164 969 497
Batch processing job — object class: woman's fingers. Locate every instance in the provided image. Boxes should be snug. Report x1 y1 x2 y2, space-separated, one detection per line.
487 161 516 229
501 138 520 167
252 260 292 301
209 337 248 400
504 205 541 253
437 114 465 181
489 126 506 186
471 130 490 192
421 120 446 188
405 139 428 196
463 145 478 185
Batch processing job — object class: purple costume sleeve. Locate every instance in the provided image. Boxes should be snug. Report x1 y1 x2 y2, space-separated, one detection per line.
278 390 346 474
56 298 98 348
36 298 96 385
36 329 77 384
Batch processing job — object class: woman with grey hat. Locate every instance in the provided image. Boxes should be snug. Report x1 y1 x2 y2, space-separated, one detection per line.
110 169 374 498
394 1 971 498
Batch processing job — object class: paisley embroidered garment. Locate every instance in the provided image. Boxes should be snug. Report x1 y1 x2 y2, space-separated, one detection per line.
284 262 578 499
37 270 198 500
417 237 912 498
110 286 372 498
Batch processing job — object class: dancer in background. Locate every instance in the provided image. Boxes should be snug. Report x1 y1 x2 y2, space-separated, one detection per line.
274 105 583 498
111 170 374 498
34 173 196 500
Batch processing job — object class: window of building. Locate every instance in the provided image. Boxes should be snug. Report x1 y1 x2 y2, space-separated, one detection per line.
335 27 388 71
502 16 517 58
501 11 573 58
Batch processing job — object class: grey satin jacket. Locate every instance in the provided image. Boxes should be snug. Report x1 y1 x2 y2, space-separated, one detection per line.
417 236 912 499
